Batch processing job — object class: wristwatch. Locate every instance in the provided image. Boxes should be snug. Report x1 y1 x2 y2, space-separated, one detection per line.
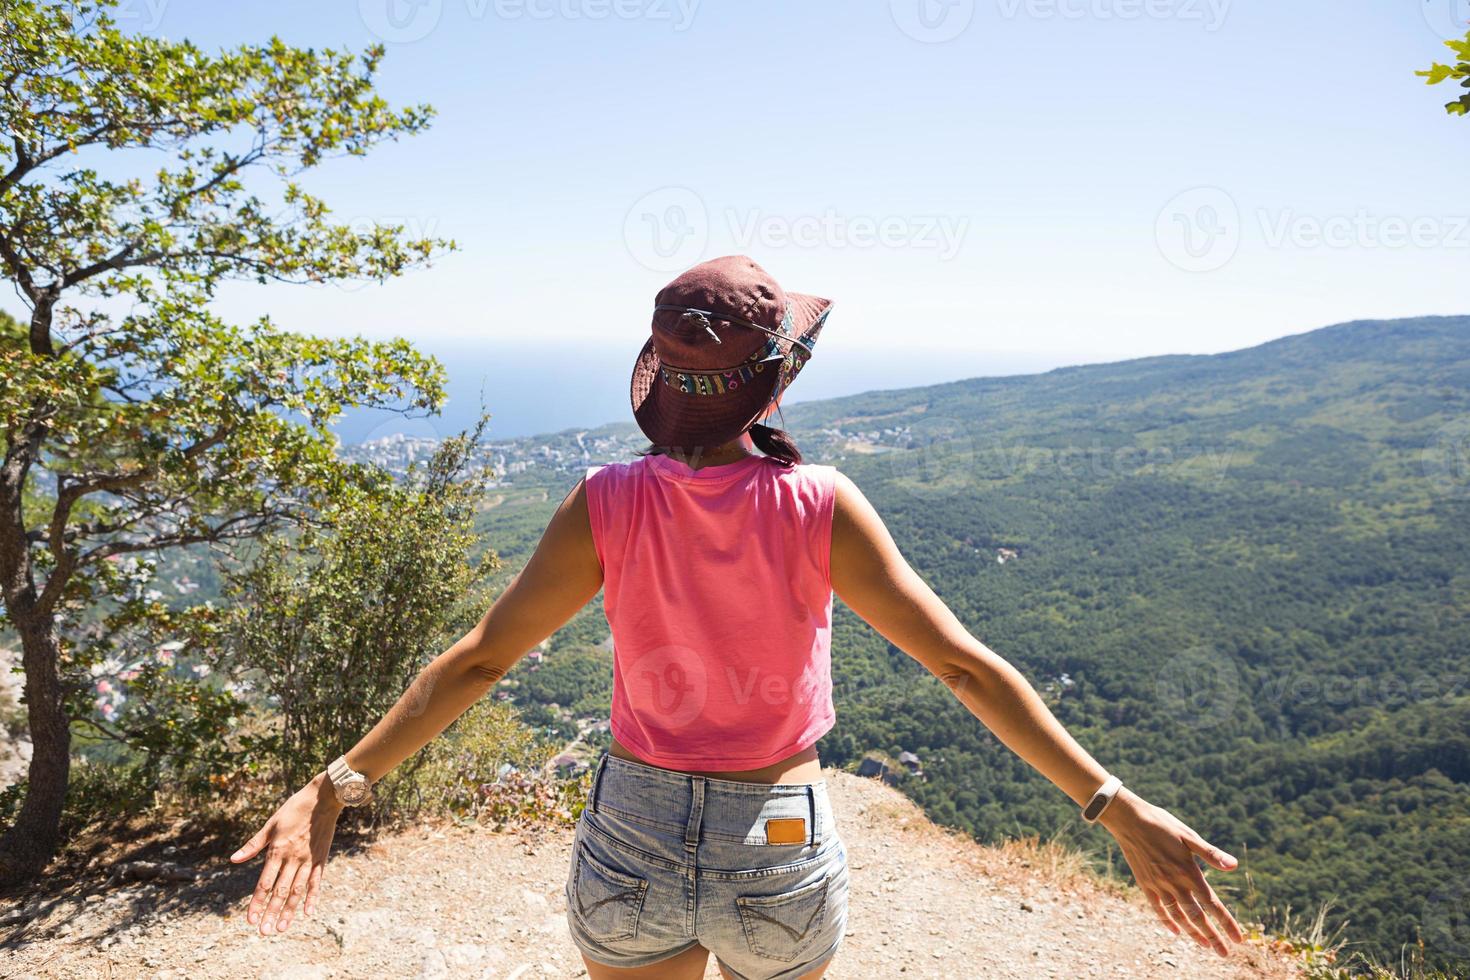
327 755 373 807
1081 774 1123 823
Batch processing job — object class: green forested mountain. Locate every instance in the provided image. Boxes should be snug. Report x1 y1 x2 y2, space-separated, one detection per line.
486 315 1470 970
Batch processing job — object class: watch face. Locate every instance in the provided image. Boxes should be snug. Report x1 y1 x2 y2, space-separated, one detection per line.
338 780 370 806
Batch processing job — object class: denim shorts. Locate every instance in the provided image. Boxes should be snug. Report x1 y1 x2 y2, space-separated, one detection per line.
564 750 850 980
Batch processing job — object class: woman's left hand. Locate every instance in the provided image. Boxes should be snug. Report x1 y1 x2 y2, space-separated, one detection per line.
229 771 345 936
1099 788 1246 957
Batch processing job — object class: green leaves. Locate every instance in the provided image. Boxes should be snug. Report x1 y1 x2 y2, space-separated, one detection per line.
1419 62 1461 86
1416 31 1470 117
0 0 456 615
2 0 453 304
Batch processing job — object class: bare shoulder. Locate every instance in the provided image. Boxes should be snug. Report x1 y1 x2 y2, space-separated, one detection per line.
560 473 590 513
831 467 882 533
829 467 906 583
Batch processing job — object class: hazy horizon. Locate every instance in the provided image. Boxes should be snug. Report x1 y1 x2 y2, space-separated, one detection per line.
332 311 1451 443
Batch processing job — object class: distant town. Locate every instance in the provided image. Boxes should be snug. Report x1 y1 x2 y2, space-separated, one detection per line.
343 421 925 486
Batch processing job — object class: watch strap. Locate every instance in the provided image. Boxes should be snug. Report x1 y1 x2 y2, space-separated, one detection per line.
1081 774 1123 823
328 755 361 784
328 755 371 804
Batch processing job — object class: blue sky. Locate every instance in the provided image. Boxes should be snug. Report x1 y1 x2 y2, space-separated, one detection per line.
49 0 1470 436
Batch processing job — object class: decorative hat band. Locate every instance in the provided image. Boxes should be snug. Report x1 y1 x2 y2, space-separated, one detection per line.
657 320 822 398
652 304 816 359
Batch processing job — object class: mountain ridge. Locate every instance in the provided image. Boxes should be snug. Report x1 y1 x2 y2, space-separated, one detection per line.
487 315 1470 448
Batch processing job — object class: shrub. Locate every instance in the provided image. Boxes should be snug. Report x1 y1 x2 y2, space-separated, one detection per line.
220 419 501 805
389 697 587 828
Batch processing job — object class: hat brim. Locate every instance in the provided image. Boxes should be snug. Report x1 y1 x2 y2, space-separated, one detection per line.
631 291 832 452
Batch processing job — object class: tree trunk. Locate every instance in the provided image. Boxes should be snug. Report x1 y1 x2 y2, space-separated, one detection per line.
0 609 70 885
0 294 68 885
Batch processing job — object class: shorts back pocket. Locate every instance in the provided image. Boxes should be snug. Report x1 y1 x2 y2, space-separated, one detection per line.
735 871 831 962
570 841 649 943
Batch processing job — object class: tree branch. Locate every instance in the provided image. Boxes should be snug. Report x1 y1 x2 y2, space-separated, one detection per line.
62 425 235 501
61 242 160 289
35 426 238 614
0 229 41 305
0 134 33 197
73 715 135 749
76 507 299 566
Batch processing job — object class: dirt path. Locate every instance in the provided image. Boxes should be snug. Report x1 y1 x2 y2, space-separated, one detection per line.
1 769 1297 979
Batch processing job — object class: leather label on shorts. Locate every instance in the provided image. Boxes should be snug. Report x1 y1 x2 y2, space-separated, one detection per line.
765 817 806 845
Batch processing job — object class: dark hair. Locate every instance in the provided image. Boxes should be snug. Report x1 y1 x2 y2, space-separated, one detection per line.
637 403 803 466
748 421 802 465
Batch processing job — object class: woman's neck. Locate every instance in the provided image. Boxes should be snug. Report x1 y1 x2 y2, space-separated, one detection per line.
665 433 758 470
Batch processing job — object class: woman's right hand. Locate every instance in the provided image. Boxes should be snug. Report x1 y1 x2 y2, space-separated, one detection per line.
1099 788 1246 957
230 771 345 936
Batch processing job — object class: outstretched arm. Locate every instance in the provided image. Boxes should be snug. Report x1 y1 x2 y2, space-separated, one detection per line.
828 470 1245 958
332 477 603 783
230 477 603 936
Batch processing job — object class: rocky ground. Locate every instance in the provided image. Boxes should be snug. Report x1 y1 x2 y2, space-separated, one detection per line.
0 769 1298 979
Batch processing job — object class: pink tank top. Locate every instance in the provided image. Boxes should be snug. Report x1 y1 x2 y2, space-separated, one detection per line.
583 452 838 770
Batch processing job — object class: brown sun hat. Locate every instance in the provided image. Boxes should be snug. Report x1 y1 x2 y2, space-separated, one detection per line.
631 255 833 453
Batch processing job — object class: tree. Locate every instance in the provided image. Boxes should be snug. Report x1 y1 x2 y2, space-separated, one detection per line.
0 0 454 882
1417 31 1470 116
